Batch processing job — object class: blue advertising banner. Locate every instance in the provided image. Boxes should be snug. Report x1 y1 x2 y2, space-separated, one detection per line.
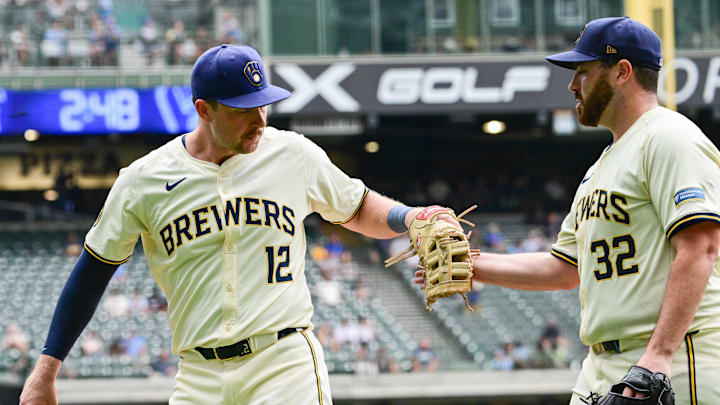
0 87 199 135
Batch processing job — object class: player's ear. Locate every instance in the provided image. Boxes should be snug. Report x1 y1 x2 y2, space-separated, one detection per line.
195 99 214 122
614 59 633 87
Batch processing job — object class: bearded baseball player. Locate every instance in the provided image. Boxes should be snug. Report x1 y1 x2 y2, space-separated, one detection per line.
419 17 720 404
19 44 452 404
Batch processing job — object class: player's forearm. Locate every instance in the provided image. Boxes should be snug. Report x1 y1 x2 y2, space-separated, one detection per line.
342 190 419 239
646 249 716 357
43 250 117 360
472 252 579 290
647 223 720 358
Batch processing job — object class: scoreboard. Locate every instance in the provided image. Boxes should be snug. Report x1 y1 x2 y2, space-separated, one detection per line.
0 86 198 135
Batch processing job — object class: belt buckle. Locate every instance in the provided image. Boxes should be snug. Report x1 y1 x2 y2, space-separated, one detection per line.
591 340 620 355
602 340 620 353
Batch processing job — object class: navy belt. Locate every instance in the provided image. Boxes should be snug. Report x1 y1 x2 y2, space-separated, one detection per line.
195 327 302 360
593 331 699 355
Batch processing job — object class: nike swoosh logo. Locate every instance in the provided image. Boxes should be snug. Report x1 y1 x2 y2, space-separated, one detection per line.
581 174 592 184
165 177 187 191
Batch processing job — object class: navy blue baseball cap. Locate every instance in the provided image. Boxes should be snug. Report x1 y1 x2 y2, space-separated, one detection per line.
191 44 291 108
546 17 663 71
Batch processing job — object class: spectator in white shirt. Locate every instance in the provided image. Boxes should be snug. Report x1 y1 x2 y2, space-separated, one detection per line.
315 271 342 306
103 288 130 317
129 288 149 315
357 317 375 344
334 318 360 346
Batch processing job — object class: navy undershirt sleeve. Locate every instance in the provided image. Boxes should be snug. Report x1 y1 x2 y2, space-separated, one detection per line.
42 249 119 360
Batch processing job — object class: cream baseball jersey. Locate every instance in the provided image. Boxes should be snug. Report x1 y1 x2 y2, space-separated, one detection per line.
84 127 367 354
551 106 720 345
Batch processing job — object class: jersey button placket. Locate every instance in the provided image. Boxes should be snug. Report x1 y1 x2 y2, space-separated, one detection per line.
221 232 237 336
219 169 237 336
218 169 230 198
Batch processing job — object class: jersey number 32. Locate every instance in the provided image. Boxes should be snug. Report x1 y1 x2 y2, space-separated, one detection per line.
590 234 639 281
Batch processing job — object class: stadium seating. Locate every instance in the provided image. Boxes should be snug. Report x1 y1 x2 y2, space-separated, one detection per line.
386 218 587 370
0 219 587 379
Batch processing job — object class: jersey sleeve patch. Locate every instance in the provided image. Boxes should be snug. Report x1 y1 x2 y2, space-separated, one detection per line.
551 248 578 267
674 187 705 207
84 243 132 265
666 212 720 239
331 188 369 225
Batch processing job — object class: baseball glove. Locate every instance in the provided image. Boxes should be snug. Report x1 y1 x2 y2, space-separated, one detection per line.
589 366 674 405
384 205 478 311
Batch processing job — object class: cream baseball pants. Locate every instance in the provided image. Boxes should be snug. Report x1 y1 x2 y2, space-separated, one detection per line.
570 328 720 405
170 329 332 405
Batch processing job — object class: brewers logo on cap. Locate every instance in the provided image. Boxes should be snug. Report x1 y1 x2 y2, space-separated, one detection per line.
243 61 263 87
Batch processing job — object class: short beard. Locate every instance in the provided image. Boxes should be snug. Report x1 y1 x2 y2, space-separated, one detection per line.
578 73 614 127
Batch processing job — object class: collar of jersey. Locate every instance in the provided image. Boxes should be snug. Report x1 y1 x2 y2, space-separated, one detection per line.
606 105 663 152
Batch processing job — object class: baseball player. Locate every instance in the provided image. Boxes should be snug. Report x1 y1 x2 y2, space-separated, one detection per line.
20 44 445 405
422 17 720 404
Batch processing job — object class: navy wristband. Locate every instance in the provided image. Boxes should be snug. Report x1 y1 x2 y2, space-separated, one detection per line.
388 205 413 233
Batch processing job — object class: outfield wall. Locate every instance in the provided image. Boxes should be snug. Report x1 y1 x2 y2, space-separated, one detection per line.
39 369 580 404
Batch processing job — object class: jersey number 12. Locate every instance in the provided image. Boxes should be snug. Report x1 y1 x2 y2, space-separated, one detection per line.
266 246 292 283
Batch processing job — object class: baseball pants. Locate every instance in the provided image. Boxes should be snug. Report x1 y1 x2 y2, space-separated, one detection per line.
569 328 720 405
170 329 332 405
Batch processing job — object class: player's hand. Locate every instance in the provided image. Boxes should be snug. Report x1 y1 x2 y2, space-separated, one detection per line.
20 355 61 405
19 374 58 405
620 352 672 398
403 207 462 230
437 212 462 228
414 268 425 289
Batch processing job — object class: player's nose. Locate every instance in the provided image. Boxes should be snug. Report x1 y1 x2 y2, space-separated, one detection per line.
247 107 267 128
568 73 580 94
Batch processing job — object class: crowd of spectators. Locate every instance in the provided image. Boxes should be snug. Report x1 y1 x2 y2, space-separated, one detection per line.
1 218 572 381
308 231 453 375
306 226 567 375
489 321 570 371
477 221 557 255
316 316 377 354
1 322 32 378
2 0 718 68
310 233 374 307
364 170 577 224
0 0 251 67
308 232 399 374
57 253 172 373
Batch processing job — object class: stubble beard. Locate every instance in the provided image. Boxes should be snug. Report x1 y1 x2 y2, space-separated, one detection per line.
215 127 264 155
238 127 264 154
577 73 614 127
